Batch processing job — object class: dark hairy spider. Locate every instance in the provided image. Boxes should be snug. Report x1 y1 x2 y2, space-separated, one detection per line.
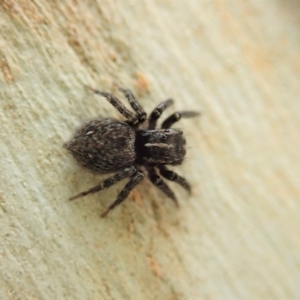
64 86 199 217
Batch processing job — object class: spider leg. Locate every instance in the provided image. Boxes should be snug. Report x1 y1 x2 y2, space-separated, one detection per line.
86 86 135 122
119 87 147 125
148 168 179 207
148 99 174 129
162 111 200 129
159 166 191 194
101 169 145 217
69 166 137 201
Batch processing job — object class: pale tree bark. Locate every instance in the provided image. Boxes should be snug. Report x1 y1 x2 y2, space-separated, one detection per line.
1 1 300 299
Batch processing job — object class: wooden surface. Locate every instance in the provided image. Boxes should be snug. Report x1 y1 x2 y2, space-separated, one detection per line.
1 1 300 299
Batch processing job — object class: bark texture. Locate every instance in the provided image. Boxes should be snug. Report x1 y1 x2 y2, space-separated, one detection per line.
1 1 300 299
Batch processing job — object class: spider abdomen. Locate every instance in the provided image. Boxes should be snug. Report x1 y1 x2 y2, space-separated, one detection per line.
65 118 136 173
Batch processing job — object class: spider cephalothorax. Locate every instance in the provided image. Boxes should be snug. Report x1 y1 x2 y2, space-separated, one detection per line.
136 129 186 165
64 87 199 217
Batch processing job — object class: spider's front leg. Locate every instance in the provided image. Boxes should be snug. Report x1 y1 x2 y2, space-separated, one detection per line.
161 111 200 129
159 166 191 194
148 99 174 129
148 167 179 206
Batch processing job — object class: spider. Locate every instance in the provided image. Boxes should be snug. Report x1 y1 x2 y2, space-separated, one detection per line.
64 86 199 217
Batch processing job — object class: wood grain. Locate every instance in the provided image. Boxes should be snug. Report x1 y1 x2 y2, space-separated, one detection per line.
1 0 300 299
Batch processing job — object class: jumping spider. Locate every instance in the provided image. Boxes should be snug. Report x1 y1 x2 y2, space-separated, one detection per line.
64 86 199 217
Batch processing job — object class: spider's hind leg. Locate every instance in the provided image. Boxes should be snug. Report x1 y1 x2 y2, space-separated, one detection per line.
69 166 137 201
101 169 145 217
119 87 147 124
86 86 136 122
